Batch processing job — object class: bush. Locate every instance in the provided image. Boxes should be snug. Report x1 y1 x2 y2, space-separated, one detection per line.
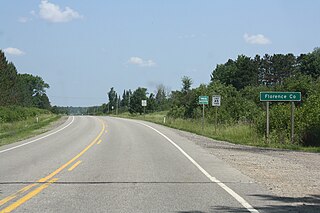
256 103 292 144
297 94 320 146
0 106 50 123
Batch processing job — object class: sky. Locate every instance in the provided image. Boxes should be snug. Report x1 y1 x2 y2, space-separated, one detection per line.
1 0 319 107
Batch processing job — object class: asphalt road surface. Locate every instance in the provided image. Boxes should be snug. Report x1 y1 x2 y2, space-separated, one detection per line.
0 116 292 212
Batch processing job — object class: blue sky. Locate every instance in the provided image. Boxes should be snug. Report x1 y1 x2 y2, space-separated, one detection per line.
1 0 319 106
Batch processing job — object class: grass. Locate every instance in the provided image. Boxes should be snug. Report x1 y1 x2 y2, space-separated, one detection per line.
0 114 61 147
116 111 320 152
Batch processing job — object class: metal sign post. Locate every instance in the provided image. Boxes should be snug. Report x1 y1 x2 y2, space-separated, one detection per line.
266 101 269 143
291 102 294 144
202 104 205 130
212 95 221 133
141 100 147 115
199 96 209 131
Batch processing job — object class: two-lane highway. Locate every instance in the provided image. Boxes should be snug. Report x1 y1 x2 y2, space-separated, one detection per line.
1 116 282 212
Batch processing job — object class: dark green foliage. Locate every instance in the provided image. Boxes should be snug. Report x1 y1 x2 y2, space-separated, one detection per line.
211 55 258 90
147 93 156 112
0 106 50 123
120 89 132 110
107 87 118 110
212 53 298 89
187 49 320 147
298 48 320 79
181 76 193 92
129 87 148 114
0 50 51 109
296 78 320 146
168 77 197 118
155 84 170 111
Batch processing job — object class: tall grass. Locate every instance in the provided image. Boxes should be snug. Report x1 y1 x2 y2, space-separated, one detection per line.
117 111 320 152
0 107 60 146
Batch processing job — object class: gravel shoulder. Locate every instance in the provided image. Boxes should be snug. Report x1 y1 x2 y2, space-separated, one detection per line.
171 128 320 202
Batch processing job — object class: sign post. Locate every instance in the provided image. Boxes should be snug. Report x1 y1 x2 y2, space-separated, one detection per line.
291 102 295 143
141 100 147 115
199 96 209 130
212 95 221 133
266 101 270 142
260 92 301 143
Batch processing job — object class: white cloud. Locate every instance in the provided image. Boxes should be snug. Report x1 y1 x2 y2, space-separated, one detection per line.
3 47 25 56
243 33 271 45
128 57 156 67
39 0 82 23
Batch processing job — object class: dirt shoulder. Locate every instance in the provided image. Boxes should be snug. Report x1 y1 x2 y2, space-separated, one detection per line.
173 128 320 199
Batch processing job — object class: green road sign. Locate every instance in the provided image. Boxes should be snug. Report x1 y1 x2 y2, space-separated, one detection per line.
260 92 301 102
199 96 209 104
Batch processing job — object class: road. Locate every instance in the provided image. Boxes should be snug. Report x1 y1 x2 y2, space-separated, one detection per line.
0 116 288 212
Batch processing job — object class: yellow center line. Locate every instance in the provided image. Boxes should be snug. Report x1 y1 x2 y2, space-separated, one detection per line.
0 178 58 213
0 183 38 206
0 118 106 212
97 139 102 145
37 119 105 183
68 160 82 171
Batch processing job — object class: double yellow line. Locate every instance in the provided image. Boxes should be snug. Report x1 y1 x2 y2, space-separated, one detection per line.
0 118 106 213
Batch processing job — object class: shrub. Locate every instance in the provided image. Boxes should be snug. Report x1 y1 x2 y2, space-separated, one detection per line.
0 106 50 123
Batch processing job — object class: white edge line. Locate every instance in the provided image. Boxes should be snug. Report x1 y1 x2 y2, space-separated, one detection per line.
0 116 75 154
139 122 259 213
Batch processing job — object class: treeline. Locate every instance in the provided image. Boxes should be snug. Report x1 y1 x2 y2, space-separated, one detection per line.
86 85 171 115
102 48 320 146
0 50 51 109
51 48 320 146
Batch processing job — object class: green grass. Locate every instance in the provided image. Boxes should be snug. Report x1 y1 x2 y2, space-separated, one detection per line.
0 114 61 147
116 111 320 152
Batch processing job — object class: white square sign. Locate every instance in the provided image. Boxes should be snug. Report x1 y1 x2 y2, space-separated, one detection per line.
141 100 147 107
212 95 221 106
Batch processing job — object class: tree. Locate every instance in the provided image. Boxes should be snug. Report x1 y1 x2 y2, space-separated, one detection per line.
147 93 156 112
181 76 193 93
298 48 320 79
33 93 51 109
211 59 237 85
120 89 132 111
0 50 51 108
211 56 258 90
129 87 147 114
168 76 197 118
0 51 18 106
155 84 169 111
233 55 258 90
16 74 50 108
107 87 117 110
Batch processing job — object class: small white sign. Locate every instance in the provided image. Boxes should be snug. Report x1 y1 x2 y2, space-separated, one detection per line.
141 100 147 107
212 95 221 106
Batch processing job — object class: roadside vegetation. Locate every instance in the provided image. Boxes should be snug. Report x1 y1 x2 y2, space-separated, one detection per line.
0 106 60 146
90 47 320 152
117 111 320 152
0 50 59 146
